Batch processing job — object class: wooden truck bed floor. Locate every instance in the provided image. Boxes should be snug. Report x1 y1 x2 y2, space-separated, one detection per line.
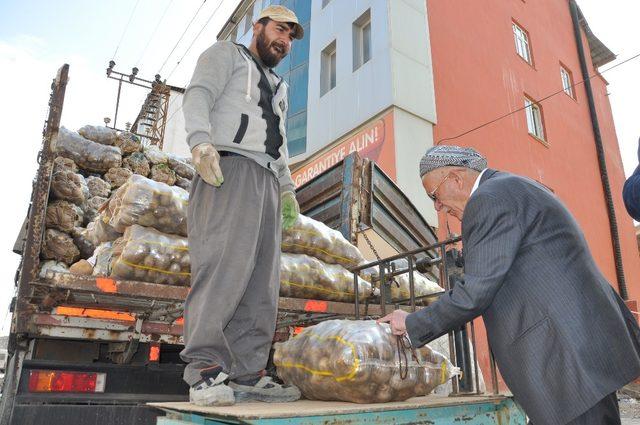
149 394 526 424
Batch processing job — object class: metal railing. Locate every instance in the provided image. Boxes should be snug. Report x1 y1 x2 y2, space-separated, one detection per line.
349 236 500 396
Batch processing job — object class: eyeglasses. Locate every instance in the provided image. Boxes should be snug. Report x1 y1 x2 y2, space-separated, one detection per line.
426 174 451 202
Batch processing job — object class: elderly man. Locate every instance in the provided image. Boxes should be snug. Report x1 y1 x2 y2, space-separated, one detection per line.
180 5 302 406
380 145 640 425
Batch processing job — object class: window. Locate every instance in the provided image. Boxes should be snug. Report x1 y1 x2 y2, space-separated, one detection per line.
524 97 545 141
322 0 332 8
512 22 532 64
321 41 337 96
242 1 256 35
560 66 574 98
353 9 372 71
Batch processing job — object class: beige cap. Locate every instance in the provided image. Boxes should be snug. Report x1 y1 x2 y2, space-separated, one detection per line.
257 5 304 40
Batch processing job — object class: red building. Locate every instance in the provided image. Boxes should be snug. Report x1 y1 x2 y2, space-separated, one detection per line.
427 0 640 389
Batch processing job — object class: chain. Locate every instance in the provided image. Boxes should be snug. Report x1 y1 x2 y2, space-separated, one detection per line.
360 227 382 260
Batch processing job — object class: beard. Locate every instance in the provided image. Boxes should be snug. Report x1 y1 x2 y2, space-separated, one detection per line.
256 31 287 68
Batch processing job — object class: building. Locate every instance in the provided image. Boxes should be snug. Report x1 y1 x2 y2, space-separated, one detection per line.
159 0 640 392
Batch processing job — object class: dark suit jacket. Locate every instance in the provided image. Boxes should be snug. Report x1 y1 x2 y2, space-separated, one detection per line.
406 169 640 425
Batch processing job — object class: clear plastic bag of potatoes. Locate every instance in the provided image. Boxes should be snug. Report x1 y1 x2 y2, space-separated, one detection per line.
53 127 122 173
282 215 366 269
110 224 190 286
107 174 188 236
83 212 121 245
78 125 118 145
274 320 458 403
280 253 375 303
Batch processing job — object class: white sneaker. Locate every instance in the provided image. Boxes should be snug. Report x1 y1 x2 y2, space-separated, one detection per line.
189 371 235 406
229 376 301 403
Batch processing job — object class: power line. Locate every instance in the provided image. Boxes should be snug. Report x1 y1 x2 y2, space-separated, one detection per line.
112 0 142 60
158 0 208 75
436 51 640 145
166 0 227 80
136 0 175 66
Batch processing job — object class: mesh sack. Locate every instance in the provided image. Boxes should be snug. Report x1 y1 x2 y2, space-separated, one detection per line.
123 152 150 177
53 127 122 173
104 167 133 189
50 171 87 205
41 228 80 265
150 163 176 186
45 200 83 233
78 125 118 145
86 176 111 198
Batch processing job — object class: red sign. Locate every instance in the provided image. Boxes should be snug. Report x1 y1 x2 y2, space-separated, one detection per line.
292 111 396 188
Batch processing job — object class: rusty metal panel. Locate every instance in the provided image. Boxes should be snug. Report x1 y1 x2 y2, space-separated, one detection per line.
15 64 70 334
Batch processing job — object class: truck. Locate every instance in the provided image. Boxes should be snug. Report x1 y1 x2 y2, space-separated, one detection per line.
1 65 525 425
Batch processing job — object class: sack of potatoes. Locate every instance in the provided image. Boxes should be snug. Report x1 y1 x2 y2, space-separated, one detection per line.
110 224 190 286
53 127 122 173
280 253 375 303
107 174 188 236
282 215 366 269
274 320 458 403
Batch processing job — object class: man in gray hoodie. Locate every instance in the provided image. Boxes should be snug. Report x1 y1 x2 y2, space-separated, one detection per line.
180 5 303 406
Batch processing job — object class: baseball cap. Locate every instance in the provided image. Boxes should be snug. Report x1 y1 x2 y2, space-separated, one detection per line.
257 5 304 40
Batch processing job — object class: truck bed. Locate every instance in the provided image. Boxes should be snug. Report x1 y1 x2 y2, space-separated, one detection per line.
150 395 526 424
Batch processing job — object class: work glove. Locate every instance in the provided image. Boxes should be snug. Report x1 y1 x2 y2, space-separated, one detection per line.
192 143 224 187
281 191 299 231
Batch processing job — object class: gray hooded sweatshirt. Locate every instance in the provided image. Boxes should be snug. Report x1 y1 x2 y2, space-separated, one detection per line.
183 41 294 193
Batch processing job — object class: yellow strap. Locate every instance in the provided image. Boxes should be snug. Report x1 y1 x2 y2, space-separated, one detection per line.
281 280 355 298
281 242 358 265
440 361 448 385
274 333 359 382
116 258 190 276
128 239 188 251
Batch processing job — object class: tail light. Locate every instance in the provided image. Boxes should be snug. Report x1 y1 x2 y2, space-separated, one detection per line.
28 370 106 393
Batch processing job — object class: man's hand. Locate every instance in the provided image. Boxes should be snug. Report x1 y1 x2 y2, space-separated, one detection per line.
377 310 409 336
281 191 299 230
192 144 224 187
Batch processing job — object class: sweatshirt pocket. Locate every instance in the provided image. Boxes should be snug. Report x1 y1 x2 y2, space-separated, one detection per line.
232 114 249 144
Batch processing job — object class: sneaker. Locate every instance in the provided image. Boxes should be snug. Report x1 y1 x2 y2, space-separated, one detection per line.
189 365 235 406
229 376 301 403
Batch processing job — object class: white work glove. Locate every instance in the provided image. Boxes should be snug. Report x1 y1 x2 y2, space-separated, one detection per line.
192 143 224 187
281 191 299 230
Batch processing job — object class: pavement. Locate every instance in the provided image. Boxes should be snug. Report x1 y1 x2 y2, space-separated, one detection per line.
621 384 640 424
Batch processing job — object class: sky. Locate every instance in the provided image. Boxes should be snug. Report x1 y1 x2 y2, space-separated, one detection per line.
0 0 639 334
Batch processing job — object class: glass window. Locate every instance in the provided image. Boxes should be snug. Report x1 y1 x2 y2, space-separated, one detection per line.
293 0 311 25
321 40 337 96
560 66 573 97
525 98 545 141
243 2 255 35
353 10 372 71
289 64 308 115
512 22 531 64
291 24 310 68
287 112 307 156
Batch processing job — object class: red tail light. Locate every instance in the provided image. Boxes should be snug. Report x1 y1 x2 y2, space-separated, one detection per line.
28 370 106 393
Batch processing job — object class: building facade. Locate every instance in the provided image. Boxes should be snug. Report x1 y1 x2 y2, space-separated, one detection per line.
163 0 640 392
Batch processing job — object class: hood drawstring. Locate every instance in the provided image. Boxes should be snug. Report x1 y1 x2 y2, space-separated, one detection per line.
239 50 252 103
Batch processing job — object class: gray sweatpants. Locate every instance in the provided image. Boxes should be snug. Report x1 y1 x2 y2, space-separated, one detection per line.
180 156 281 386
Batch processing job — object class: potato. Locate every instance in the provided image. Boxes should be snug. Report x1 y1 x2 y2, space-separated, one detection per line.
69 259 94 275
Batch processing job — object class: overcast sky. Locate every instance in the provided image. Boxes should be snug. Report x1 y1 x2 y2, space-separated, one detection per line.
0 0 638 334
